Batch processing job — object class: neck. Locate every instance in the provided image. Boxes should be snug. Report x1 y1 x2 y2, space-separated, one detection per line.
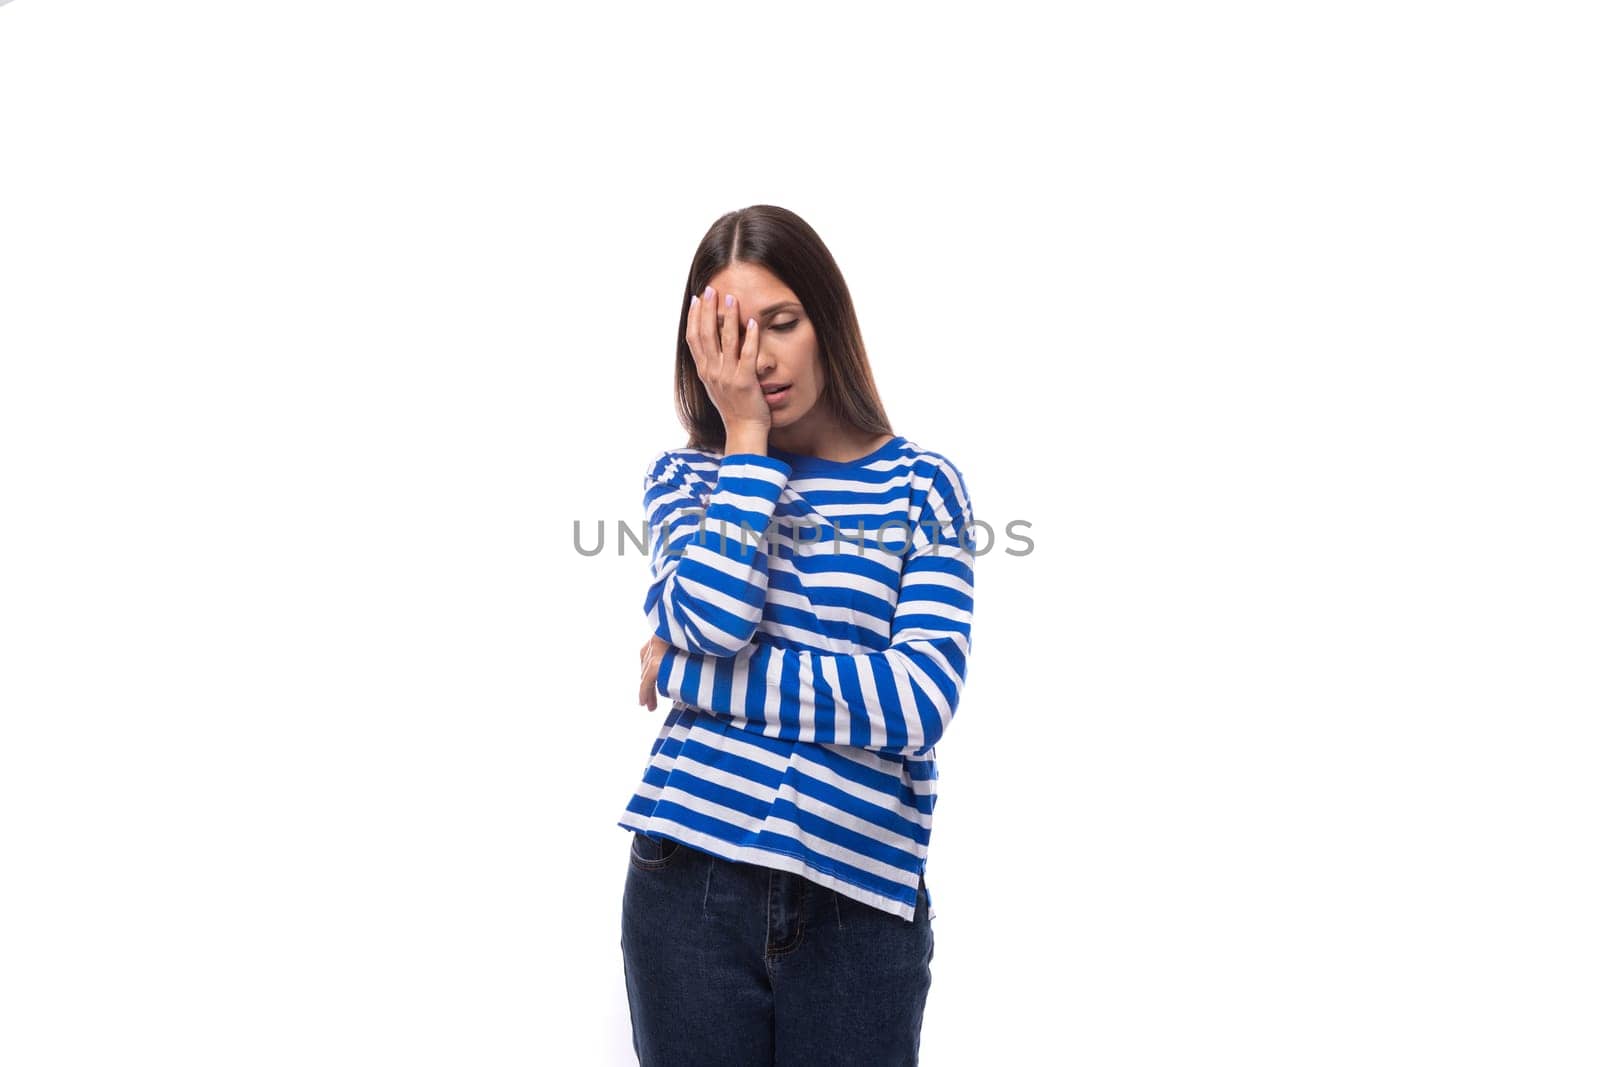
770 417 890 463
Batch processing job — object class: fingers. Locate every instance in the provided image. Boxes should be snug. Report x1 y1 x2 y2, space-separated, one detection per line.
684 283 764 429
639 664 659 710
719 292 740 367
687 284 746 382
697 284 721 377
685 286 709 377
639 637 663 710
739 314 759 379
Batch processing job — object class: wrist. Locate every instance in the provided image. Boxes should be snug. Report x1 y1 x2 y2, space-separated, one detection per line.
723 425 769 456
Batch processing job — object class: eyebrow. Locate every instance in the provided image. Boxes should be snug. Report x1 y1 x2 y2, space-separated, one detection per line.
717 301 801 319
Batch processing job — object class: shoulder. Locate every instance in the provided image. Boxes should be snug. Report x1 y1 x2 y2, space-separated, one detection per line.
896 437 973 515
642 445 720 494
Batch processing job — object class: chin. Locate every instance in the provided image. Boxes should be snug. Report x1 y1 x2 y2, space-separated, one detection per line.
771 401 813 426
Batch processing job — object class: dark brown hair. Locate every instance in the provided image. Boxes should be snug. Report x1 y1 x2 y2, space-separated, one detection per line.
673 205 893 452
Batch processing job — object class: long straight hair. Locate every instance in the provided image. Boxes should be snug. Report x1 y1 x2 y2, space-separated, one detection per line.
673 205 893 452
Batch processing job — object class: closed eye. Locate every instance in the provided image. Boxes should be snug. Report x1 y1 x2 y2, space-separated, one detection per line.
719 318 801 332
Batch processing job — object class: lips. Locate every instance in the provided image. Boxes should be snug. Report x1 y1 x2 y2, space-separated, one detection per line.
762 383 791 395
763 384 792 404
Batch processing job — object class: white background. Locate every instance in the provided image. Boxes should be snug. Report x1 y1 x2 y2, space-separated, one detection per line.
2 2 1596 1064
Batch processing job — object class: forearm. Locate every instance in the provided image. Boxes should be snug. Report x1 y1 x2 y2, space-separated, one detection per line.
656 634 968 757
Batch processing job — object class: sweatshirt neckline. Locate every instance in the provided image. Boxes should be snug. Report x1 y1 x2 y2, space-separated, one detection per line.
764 434 904 472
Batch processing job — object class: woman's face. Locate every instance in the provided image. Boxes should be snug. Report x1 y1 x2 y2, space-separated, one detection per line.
704 261 825 433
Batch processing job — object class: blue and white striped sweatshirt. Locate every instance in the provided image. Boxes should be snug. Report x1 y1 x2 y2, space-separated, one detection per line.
617 433 976 922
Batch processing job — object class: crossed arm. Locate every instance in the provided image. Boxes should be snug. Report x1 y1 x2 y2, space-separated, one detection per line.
640 449 976 757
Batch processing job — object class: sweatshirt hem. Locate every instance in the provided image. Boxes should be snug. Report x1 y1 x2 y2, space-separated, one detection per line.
617 818 921 923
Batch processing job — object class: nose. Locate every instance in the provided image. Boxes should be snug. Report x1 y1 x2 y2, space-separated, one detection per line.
751 334 776 375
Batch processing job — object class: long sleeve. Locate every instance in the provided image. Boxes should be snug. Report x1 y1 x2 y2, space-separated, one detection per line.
656 456 976 757
641 449 793 657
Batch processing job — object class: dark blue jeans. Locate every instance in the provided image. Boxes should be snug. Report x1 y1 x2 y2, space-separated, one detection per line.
620 831 935 1066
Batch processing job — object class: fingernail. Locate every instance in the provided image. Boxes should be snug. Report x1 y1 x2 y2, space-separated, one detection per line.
689 294 698 307
703 285 714 298
724 294 734 307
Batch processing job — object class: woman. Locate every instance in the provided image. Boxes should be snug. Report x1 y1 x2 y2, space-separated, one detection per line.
617 205 977 1066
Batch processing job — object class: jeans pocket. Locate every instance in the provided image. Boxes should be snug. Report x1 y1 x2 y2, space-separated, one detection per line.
629 830 684 871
